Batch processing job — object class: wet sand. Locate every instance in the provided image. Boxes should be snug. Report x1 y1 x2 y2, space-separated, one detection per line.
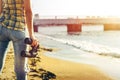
0 47 113 80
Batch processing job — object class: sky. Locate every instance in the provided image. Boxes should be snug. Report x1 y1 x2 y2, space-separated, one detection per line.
31 0 120 17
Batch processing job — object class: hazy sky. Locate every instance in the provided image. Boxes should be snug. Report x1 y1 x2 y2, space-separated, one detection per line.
31 0 120 17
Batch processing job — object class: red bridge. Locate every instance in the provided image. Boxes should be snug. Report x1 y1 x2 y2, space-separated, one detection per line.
33 18 120 33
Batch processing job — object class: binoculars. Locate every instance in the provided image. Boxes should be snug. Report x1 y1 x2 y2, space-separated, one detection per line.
21 38 39 58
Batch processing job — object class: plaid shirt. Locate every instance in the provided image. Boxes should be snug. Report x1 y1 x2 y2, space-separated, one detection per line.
0 0 25 31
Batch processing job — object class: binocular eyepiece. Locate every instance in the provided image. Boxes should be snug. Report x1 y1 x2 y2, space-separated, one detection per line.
21 38 39 58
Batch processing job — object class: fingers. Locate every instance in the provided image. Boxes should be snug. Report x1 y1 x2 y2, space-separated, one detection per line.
31 39 39 47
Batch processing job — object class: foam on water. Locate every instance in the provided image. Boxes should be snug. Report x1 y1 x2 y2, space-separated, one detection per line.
36 33 120 58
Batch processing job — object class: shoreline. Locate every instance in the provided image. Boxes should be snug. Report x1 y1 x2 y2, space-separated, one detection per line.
0 48 113 80
28 51 113 80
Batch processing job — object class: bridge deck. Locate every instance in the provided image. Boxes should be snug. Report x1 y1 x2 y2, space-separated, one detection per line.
34 18 120 25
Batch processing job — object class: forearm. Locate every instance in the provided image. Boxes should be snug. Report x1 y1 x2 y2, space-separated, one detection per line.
25 10 34 38
0 0 2 14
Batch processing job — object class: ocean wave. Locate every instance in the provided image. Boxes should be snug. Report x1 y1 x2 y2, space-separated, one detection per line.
36 33 120 58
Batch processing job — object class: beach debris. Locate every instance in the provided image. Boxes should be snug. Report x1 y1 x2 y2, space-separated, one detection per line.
39 68 56 80
30 56 41 66
40 47 53 52
30 68 39 73
29 68 56 80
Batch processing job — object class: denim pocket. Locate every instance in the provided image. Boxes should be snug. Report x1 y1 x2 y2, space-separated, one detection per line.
11 30 25 42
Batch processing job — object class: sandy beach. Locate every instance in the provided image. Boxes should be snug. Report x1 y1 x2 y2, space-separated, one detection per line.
0 45 113 80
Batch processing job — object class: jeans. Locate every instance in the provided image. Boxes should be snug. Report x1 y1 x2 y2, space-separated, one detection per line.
0 25 27 80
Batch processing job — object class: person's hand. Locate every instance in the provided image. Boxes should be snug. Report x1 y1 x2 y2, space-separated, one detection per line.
30 36 39 47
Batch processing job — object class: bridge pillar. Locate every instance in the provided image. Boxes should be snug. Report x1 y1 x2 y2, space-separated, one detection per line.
104 24 120 31
67 24 82 34
33 24 38 32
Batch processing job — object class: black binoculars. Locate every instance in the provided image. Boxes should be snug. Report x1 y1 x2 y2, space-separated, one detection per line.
21 38 39 58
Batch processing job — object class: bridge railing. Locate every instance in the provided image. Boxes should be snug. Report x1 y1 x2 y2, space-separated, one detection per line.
34 18 120 26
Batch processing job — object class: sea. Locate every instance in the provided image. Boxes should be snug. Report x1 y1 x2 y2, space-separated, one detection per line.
36 25 120 80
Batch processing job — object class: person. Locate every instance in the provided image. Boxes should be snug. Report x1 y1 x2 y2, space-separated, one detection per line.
0 0 38 80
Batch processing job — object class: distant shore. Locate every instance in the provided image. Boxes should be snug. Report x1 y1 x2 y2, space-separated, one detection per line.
0 46 113 80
